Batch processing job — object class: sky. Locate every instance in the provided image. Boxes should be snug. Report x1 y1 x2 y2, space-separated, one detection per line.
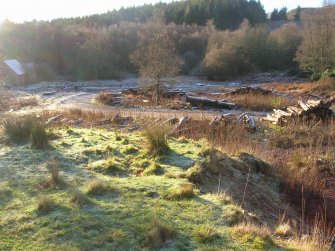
0 0 323 23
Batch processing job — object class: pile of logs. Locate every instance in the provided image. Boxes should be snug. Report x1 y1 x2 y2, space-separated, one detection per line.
263 97 335 125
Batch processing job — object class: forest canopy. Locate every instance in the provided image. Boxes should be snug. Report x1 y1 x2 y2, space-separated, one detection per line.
0 0 334 82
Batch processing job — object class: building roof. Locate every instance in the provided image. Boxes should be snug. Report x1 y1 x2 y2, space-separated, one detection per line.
4 59 26 75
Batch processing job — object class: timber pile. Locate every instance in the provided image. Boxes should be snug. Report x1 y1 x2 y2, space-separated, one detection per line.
264 97 335 125
186 95 235 109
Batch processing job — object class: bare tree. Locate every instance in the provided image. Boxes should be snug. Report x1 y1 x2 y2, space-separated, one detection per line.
323 0 335 7
296 6 335 78
130 12 181 104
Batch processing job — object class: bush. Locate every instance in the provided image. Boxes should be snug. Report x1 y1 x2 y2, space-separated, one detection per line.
146 219 176 248
144 125 170 155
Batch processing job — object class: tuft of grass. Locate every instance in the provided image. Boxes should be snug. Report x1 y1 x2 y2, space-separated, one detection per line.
232 222 273 249
104 158 125 173
163 183 195 200
187 163 205 184
223 204 245 226
193 225 219 243
70 190 91 207
122 145 138 154
145 219 176 248
275 223 292 237
36 196 56 215
143 163 164 176
144 125 170 156
1 115 35 143
31 122 49 149
85 180 111 196
44 161 67 189
88 157 126 174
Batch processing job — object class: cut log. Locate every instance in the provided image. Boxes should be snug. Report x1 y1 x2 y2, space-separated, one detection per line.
298 100 310 111
186 95 235 109
264 97 335 125
273 109 291 117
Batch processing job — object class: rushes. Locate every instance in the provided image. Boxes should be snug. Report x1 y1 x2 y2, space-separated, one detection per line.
1 115 49 148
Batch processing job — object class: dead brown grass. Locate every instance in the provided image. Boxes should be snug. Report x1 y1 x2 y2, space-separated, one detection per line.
0 89 14 112
124 94 187 110
95 91 115 105
229 93 295 111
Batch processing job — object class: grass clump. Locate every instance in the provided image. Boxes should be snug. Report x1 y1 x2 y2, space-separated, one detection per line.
85 180 111 196
89 157 126 174
143 163 164 176
36 196 56 215
70 190 91 207
223 204 245 226
193 225 219 243
232 222 274 250
144 125 170 156
145 219 176 249
1 115 35 143
275 223 292 237
43 161 67 189
104 158 125 173
1 115 49 148
31 122 49 149
122 145 138 154
163 183 195 200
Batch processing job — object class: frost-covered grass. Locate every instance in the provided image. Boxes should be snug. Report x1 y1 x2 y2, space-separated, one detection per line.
0 127 297 250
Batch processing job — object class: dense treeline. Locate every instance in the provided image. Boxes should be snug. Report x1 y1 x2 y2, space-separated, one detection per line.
53 0 266 30
0 0 334 82
0 20 210 80
203 21 302 80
